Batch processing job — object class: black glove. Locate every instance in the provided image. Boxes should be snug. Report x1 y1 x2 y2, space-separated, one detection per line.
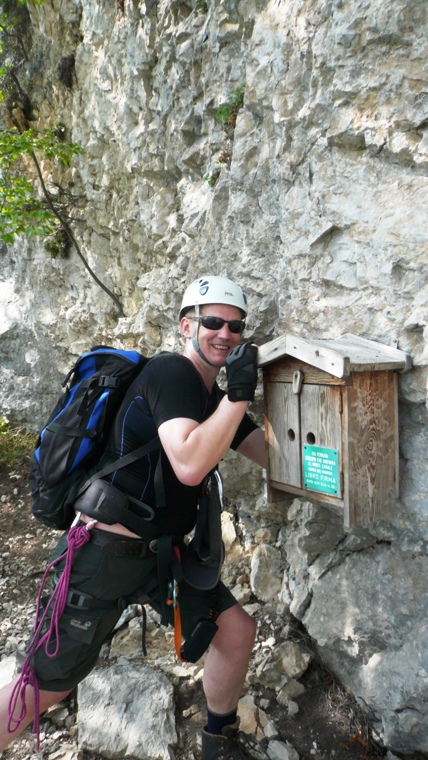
225 343 258 402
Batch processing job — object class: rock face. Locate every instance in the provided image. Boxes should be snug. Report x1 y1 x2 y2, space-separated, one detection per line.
77 661 177 759
1 0 428 752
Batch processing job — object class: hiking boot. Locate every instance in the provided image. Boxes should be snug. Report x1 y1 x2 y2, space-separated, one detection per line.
201 721 260 760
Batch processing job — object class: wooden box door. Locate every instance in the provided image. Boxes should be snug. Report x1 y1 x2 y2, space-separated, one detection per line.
265 381 301 488
299 385 343 498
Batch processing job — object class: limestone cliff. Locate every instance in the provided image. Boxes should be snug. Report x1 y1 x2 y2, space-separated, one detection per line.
1 0 427 751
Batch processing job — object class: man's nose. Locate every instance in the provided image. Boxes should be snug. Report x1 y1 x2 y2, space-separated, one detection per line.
217 322 233 338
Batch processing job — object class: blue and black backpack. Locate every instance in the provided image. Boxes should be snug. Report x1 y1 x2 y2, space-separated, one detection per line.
29 346 160 530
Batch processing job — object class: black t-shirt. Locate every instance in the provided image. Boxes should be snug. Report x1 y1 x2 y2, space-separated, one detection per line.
98 352 257 537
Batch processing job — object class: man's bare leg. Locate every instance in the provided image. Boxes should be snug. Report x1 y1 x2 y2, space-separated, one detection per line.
0 679 71 751
203 604 256 715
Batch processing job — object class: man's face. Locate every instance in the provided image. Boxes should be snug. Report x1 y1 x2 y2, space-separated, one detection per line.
184 303 244 367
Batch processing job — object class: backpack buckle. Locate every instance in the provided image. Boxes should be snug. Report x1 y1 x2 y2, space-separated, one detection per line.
98 375 120 388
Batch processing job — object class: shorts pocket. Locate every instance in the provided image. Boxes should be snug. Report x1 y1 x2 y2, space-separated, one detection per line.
53 542 157 599
61 610 100 645
54 544 110 595
33 606 121 690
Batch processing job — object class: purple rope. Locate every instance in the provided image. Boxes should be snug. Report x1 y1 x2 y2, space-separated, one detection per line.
7 523 93 748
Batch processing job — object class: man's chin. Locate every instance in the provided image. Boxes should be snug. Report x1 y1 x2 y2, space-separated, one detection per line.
208 350 230 365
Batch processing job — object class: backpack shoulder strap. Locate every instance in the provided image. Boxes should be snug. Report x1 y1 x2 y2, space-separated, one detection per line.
84 351 175 508
77 436 161 498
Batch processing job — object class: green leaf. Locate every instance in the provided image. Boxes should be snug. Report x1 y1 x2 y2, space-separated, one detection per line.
0 123 83 245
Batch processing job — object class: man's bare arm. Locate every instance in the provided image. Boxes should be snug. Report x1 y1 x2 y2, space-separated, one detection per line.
236 427 267 469
158 395 249 486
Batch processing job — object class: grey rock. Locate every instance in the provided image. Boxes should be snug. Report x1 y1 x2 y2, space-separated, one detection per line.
77 660 177 759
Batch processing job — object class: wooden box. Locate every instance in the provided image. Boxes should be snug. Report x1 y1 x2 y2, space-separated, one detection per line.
258 334 412 528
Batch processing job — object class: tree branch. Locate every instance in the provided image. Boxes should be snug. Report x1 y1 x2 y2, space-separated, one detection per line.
30 150 125 317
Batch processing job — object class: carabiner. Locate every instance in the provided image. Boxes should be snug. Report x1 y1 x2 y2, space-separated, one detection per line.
167 579 179 608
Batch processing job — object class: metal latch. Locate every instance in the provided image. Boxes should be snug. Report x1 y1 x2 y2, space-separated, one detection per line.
292 370 304 395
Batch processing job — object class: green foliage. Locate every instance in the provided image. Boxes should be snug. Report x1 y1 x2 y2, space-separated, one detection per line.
0 0 124 315
204 84 246 188
0 174 54 242
0 125 82 166
215 83 246 127
0 1 82 244
44 226 69 258
0 417 36 469
204 168 220 187
0 126 83 243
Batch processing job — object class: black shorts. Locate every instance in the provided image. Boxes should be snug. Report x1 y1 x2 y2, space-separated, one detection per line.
32 528 237 692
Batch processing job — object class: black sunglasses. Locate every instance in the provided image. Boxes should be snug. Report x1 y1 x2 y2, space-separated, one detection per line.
187 316 246 334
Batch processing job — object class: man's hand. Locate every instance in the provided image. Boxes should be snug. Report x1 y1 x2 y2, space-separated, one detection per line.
225 343 258 402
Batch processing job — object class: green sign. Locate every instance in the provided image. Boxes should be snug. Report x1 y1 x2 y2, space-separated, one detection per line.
303 445 340 496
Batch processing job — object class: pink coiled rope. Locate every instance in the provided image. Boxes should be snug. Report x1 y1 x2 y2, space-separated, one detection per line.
7 521 95 749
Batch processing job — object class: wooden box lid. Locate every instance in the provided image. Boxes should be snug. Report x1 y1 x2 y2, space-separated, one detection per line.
258 333 412 379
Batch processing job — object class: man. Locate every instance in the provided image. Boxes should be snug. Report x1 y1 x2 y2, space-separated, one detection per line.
0 275 267 759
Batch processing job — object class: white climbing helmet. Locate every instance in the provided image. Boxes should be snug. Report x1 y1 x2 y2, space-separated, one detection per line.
179 275 248 319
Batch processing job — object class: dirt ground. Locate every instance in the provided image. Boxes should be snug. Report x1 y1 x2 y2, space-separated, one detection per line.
0 459 421 760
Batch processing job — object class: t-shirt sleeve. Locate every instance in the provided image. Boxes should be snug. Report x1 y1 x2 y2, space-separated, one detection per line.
141 353 207 428
142 353 259 447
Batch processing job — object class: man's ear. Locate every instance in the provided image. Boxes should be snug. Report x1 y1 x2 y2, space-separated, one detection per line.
180 316 195 339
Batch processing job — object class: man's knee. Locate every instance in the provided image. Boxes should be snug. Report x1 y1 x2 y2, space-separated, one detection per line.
239 608 257 648
214 605 256 652
38 688 73 713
